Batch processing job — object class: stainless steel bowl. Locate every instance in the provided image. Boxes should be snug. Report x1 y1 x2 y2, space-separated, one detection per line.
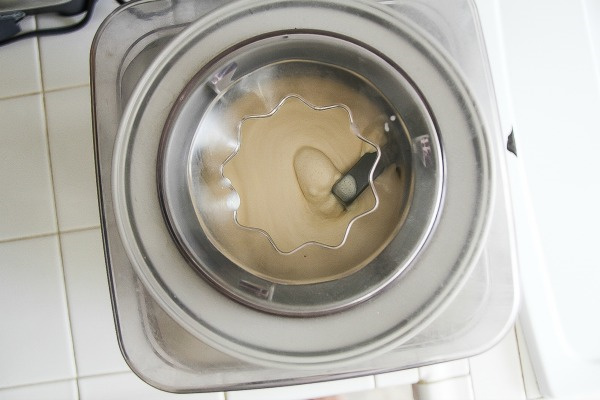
158 34 442 316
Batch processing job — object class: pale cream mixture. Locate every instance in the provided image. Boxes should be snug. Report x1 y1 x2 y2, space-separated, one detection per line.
209 67 406 284
224 97 376 252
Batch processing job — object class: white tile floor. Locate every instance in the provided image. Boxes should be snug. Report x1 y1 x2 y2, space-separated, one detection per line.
0 94 56 241
0 380 78 400
60 229 129 377
45 86 100 231
0 18 41 99
36 0 118 91
77 373 224 400
0 235 74 388
0 1 529 399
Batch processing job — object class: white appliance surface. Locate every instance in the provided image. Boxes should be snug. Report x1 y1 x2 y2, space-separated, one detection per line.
0 0 597 399
495 0 600 398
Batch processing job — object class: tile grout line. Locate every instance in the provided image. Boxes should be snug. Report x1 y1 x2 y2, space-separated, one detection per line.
0 377 77 392
467 358 477 400
76 370 132 381
513 324 534 399
0 90 43 102
43 83 92 97
44 83 91 94
35 23 83 400
0 231 59 245
61 225 102 235
464 355 473 398
0 83 91 103
0 225 101 245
